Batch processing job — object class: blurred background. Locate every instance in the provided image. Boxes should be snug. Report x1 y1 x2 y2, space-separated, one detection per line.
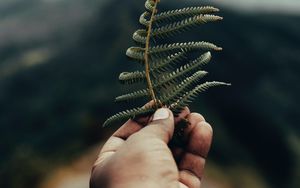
0 0 299 187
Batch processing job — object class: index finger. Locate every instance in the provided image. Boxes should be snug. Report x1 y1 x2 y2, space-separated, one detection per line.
112 100 156 139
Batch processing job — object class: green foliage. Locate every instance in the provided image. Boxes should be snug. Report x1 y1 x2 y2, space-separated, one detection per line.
103 0 230 127
151 15 223 38
154 6 220 22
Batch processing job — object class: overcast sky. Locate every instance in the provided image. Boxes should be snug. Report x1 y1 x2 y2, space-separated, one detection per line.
0 0 299 14
211 0 300 14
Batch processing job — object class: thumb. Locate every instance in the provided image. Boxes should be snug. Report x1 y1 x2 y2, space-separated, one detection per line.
138 108 175 143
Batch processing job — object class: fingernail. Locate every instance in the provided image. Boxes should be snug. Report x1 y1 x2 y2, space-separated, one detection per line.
153 108 170 120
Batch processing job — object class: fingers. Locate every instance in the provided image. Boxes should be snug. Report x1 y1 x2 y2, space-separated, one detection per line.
179 170 201 188
174 107 190 124
113 119 145 140
185 120 213 158
177 113 213 187
113 101 160 140
171 113 205 160
95 111 152 168
189 112 205 124
96 115 150 165
179 181 189 188
178 152 205 183
138 108 175 144
94 136 125 168
112 106 190 141
98 108 176 166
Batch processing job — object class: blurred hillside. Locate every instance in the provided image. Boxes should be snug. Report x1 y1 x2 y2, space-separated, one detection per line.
0 0 299 188
210 0 300 14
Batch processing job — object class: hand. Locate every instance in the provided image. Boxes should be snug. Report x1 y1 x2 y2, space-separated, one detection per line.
90 107 213 188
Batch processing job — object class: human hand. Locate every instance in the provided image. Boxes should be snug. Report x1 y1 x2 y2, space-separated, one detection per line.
90 107 213 188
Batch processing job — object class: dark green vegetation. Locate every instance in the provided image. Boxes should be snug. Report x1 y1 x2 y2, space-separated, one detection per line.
0 0 299 187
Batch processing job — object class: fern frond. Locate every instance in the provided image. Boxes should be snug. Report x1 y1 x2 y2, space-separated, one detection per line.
154 6 220 23
152 15 222 39
104 1 229 129
140 12 150 26
103 106 156 127
149 42 222 58
170 81 231 114
116 67 208 104
153 52 211 87
133 29 147 44
126 47 145 61
151 50 187 74
119 71 146 84
116 68 208 103
115 89 149 103
160 70 208 105
145 0 155 12
116 51 202 102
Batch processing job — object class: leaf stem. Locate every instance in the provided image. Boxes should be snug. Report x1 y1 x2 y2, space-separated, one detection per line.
145 0 160 106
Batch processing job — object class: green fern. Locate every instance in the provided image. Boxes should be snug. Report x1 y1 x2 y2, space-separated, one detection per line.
103 0 230 127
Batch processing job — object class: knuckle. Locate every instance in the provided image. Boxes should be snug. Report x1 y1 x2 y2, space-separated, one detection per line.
190 113 205 122
201 121 213 134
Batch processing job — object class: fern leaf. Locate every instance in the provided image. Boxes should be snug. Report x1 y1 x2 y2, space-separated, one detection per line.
154 6 220 23
149 42 222 58
116 53 206 102
170 81 231 114
115 89 149 103
119 71 146 84
151 50 187 74
115 51 196 103
145 0 155 12
152 15 223 39
126 47 145 61
160 70 208 105
140 12 150 27
103 106 156 127
133 29 147 44
104 1 229 128
153 52 211 88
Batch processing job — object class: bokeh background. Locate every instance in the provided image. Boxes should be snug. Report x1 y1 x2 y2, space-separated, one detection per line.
0 0 299 187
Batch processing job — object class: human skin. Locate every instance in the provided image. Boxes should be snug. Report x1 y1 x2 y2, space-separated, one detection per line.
90 107 213 188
